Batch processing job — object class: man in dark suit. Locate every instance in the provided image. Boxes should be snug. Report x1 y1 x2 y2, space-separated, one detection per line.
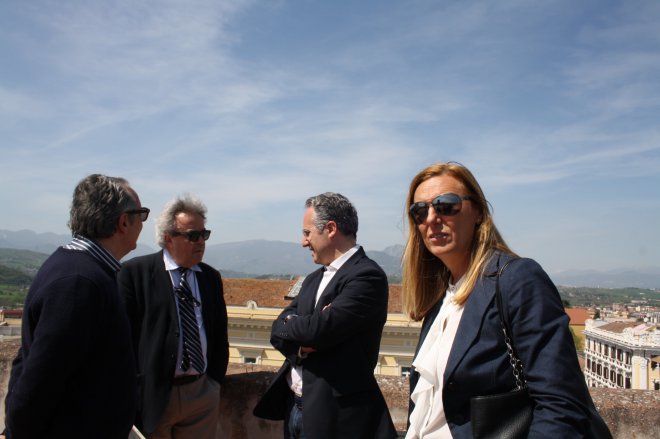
253 192 397 439
4 174 145 439
119 194 229 439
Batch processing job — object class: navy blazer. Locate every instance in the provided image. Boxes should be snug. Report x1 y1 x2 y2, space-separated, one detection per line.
253 247 397 439
118 251 229 434
409 252 610 438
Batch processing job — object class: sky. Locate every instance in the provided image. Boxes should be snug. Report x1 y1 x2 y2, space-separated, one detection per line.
1 0 659 275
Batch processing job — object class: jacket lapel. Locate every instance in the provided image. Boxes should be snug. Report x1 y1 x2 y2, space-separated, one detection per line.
314 247 365 310
415 299 443 357
152 251 179 323
299 267 325 314
443 256 500 382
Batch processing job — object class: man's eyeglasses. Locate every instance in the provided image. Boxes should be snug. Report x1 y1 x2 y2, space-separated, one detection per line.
409 193 472 225
170 229 212 242
125 207 150 222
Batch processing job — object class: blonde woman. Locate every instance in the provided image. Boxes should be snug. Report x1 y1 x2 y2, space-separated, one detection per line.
403 162 610 438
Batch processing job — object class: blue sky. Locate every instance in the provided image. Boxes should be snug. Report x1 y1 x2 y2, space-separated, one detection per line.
1 0 659 274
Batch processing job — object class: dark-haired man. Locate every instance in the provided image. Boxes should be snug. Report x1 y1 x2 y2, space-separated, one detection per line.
4 174 147 439
254 192 397 439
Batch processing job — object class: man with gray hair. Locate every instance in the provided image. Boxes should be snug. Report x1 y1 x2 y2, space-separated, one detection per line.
4 174 147 439
254 192 397 439
119 194 228 439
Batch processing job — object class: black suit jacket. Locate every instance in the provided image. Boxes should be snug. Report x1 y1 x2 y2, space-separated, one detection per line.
253 247 397 439
118 251 229 434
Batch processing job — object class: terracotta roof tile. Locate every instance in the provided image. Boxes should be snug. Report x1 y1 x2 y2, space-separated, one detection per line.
223 278 296 308
223 277 404 313
565 308 590 325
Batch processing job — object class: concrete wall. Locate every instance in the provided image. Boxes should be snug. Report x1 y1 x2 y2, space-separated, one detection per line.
1 340 658 438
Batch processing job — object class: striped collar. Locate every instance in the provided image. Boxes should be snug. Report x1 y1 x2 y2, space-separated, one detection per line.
63 235 122 272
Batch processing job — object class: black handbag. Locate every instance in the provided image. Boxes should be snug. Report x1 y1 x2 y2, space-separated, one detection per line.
470 258 533 439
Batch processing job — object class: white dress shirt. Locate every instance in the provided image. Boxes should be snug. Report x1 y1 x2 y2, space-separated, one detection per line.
406 277 465 439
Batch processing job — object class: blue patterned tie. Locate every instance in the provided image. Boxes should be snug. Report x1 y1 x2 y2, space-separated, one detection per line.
175 268 205 373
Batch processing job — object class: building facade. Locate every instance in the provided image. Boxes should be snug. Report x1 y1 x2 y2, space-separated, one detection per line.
583 319 660 391
224 277 421 377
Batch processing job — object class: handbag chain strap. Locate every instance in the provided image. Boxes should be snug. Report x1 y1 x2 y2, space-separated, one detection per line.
496 256 527 391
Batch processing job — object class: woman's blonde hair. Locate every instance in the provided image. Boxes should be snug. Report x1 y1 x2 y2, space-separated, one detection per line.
402 162 515 321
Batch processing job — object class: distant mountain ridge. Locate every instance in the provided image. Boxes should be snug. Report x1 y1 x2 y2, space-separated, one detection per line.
0 229 403 278
1 229 659 288
549 267 660 290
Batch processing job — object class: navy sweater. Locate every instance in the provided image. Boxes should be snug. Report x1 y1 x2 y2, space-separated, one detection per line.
5 247 137 439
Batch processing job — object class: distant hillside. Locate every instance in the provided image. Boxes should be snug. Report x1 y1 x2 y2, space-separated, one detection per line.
202 240 403 277
203 240 317 276
551 267 660 290
0 248 49 276
0 265 32 285
1 244 659 308
0 230 70 254
558 286 660 307
0 230 157 260
2 229 660 288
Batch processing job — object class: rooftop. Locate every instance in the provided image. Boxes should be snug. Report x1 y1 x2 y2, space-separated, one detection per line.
223 277 405 314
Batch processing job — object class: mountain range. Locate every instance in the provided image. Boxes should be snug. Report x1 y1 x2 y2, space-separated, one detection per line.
0 229 403 279
1 229 659 289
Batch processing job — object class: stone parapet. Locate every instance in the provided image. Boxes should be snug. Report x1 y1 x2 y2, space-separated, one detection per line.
1 341 658 438
218 364 659 438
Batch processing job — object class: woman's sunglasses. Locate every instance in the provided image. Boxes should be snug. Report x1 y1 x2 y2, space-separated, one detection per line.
170 229 212 242
409 193 472 225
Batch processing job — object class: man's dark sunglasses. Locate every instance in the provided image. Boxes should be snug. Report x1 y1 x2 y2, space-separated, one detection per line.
409 193 472 225
125 207 150 222
170 229 212 242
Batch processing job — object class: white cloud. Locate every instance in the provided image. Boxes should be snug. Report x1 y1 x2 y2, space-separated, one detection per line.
1 0 659 270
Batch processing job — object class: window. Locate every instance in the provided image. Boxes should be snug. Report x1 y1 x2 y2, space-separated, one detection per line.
244 357 257 364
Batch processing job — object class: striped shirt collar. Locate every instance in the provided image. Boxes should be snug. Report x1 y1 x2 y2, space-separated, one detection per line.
64 235 122 272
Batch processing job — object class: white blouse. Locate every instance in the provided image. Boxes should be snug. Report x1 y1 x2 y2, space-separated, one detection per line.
406 278 465 439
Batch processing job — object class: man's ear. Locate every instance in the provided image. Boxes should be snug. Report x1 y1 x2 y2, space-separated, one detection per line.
325 220 337 237
117 212 130 233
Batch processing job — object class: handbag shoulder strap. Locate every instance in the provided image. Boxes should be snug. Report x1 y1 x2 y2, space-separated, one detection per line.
495 256 527 390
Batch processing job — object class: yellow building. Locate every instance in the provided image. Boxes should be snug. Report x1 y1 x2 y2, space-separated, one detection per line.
224 277 421 376
583 319 660 391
